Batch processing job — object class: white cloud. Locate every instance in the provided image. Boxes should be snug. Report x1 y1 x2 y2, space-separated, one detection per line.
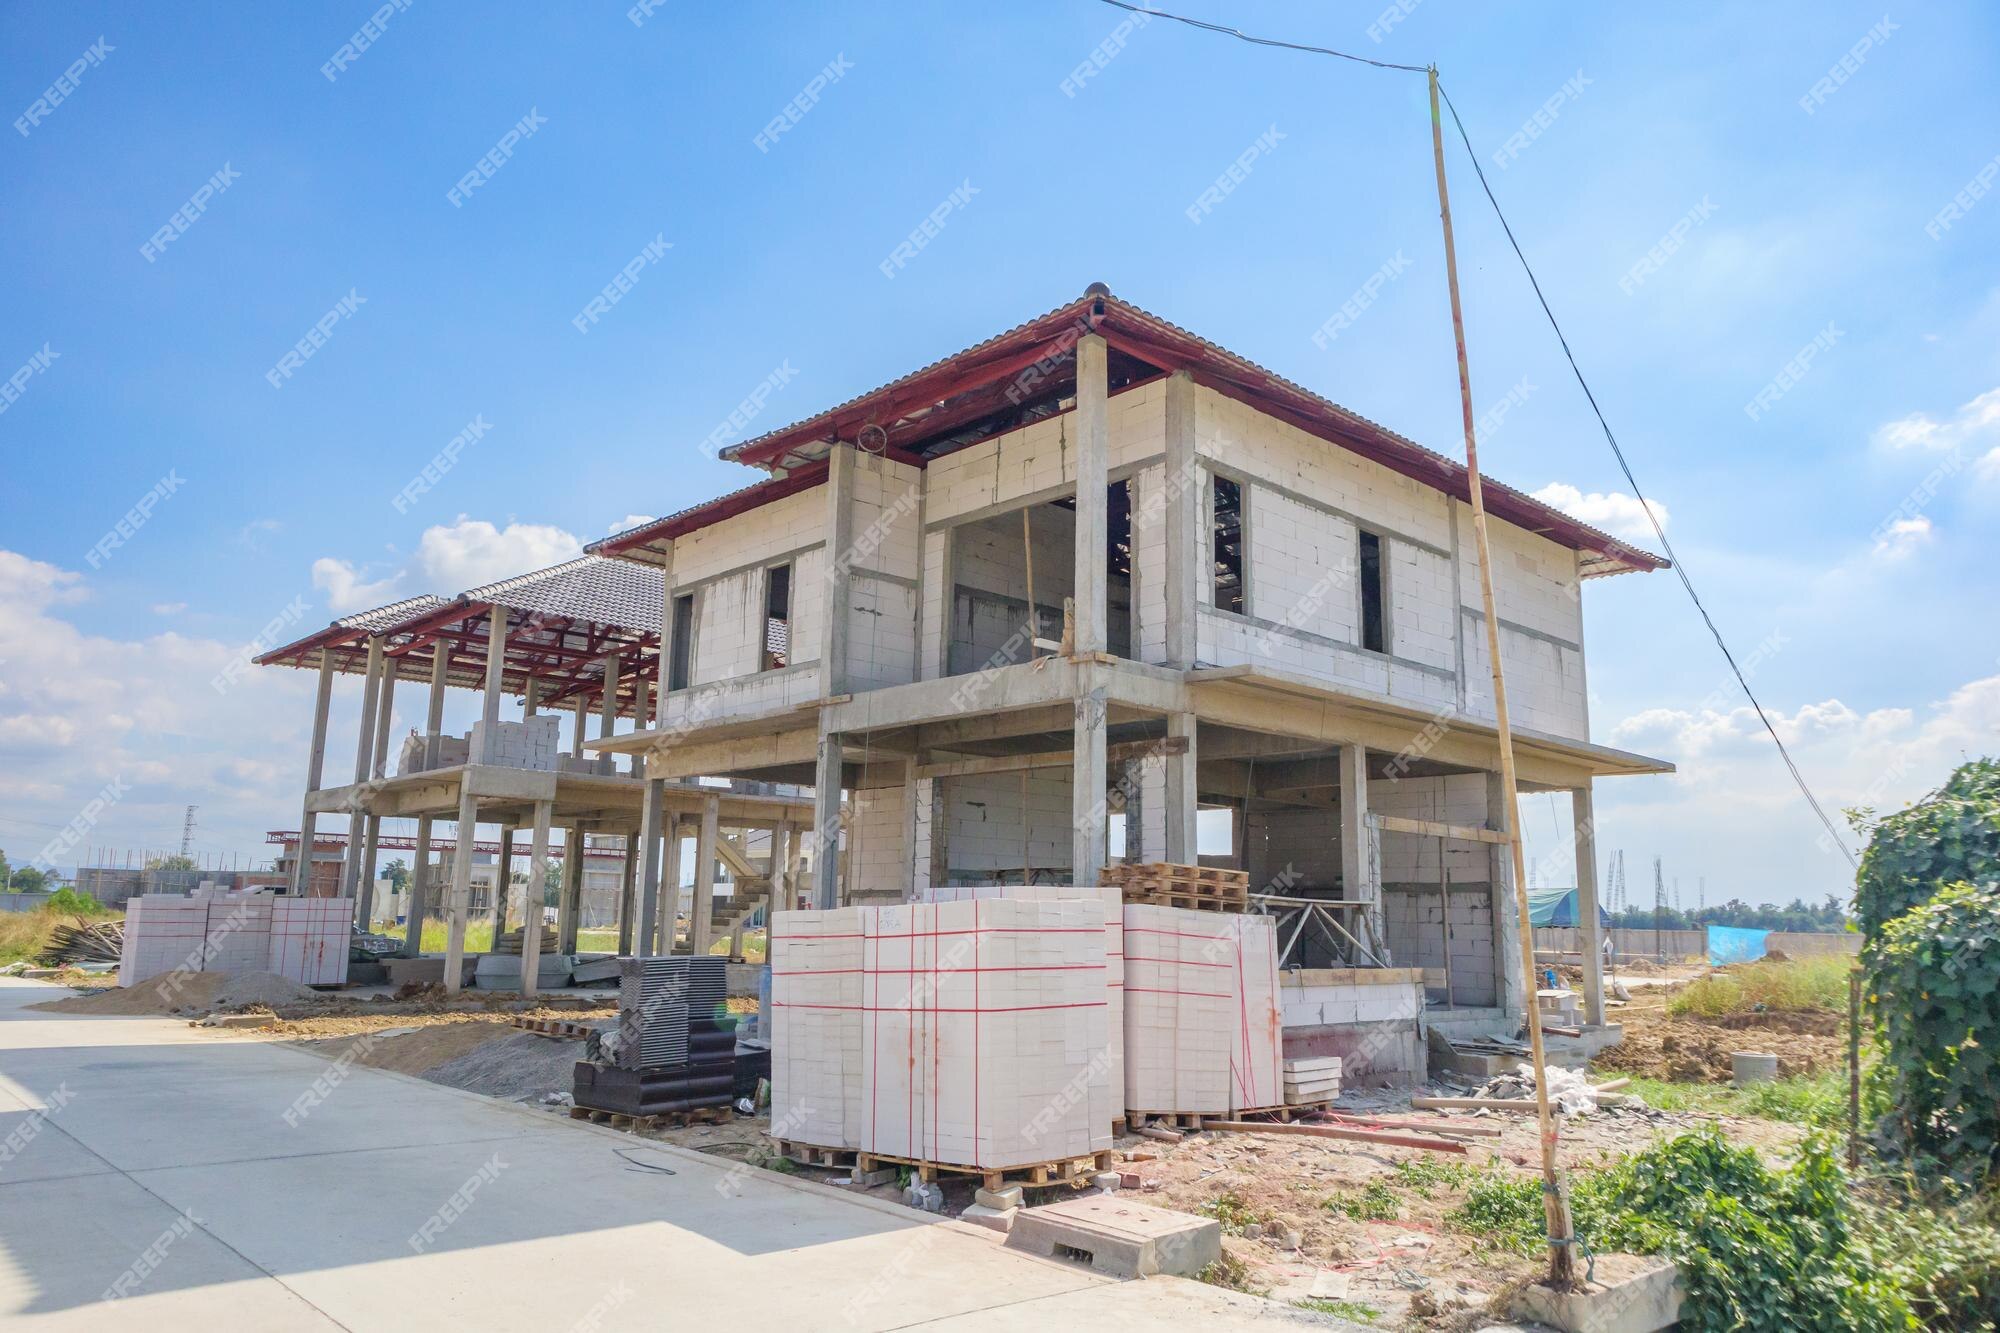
1873 387 2000 478
608 514 655 536
150 601 188 615
412 517 583 590
1589 674 2000 903
0 548 319 871
1531 482 1669 543
311 557 403 614
1871 515 1933 559
236 518 282 548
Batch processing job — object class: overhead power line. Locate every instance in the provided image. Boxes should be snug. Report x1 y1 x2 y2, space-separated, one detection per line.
1091 0 1858 868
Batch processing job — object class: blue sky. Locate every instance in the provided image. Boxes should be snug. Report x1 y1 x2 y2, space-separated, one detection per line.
2 2 1996 904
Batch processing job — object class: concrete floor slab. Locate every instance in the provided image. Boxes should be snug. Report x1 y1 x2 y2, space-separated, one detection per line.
0 980 1325 1331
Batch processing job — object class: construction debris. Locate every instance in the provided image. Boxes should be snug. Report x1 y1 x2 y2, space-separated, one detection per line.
38 919 124 966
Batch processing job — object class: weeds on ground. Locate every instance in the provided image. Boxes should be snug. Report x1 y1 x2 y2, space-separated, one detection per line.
1668 954 1850 1019
1326 1179 1400 1221
1624 1071 1849 1127
1390 1156 1481 1197
1291 1296 1379 1321
1196 1251 1258 1293
1198 1190 1263 1235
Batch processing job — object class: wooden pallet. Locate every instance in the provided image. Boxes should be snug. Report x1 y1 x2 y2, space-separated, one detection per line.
513 1017 593 1040
1129 1110 1209 1130
568 1104 730 1131
774 1140 859 1170
1104 862 1249 912
1230 1100 1336 1123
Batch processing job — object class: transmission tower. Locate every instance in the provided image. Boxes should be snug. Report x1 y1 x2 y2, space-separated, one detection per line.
179 805 198 859
1653 856 1668 960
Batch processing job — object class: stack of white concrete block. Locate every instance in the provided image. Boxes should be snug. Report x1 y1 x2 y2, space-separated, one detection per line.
767 906 866 1150
921 884 1123 1136
269 897 351 985
469 716 560 771
770 898 1109 1169
117 892 351 988
118 895 214 987
1122 906 1283 1116
1283 1056 1343 1106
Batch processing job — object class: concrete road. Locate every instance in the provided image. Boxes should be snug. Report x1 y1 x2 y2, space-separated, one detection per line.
0 978 1325 1330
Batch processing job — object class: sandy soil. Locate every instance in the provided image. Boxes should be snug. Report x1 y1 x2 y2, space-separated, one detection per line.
1593 990 1850 1083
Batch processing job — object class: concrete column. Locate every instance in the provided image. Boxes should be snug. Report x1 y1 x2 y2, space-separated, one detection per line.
811 729 842 909
1338 743 1383 953
523 675 539 717
616 837 637 954
654 813 681 953
1073 333 1109 655
901 761 922 902
691 795 720 955
571 698 587 762
401 814 434 957
820 443 855 694
357 817 382 926
787 821 808 913
557 825 583 954
443 788 477 994
520 799 553 998
598 654 622 775
1071 683 1108 884
1162 370 1198 668
1164 711 1198 864
424 645 449 769
356 666 396 925
1487 770 1525 1019
341 637 386 898
477 606 507 760
493 825 515 935
635 778 665 955
1573 784 1605 1026
769 823 793 922
294 655 336 895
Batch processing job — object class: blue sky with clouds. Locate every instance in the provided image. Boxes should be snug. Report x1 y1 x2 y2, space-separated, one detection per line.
2 2 1995 903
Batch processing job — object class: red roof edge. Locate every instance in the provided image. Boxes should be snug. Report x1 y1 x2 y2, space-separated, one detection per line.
588 458 832 559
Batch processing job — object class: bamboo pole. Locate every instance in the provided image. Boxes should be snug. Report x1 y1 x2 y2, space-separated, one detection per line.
1428 64 1576 1287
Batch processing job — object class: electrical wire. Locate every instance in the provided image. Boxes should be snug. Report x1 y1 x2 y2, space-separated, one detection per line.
1089 0 1858 867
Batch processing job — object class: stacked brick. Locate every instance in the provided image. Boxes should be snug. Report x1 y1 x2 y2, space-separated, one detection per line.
118 892 350 988
769 897 1110 1171
1121 906 1283 1116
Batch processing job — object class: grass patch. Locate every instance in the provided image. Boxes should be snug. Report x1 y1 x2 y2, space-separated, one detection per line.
1669 954 1851 1019
1291 1296 1378 1321
0 911 59 967
1198 1190 1262 1235
1196 1251 1258 1293
1326 1179 1400 1221
1624 1072 1849 1128
381 920 764 961
1390 1156 1481 1197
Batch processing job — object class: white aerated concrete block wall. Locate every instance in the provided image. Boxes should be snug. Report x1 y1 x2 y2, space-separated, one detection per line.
768 907 866 1150
118 893 349 988
772 900 1109 1168
1122 906 1283 1115
846 785 907 901
923 884 1123 1138
470 716 561 771
842 453 923 692
942 768 1074 879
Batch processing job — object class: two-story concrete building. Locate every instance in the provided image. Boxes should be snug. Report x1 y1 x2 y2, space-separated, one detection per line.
588 285 1672 1037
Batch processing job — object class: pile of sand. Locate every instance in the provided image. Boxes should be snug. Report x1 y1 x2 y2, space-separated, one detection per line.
422 1030 581 1101
303 1021 520 1076
32 970 328 1017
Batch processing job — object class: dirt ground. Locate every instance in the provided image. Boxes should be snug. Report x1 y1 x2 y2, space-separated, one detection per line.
1591 983 1849 1083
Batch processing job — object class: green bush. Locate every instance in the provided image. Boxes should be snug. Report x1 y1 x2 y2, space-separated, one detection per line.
1866 879 2000 1184
44 887 109 916
1668 954 1851 1019
1451 1128 2000 1330
1852 758 2000 940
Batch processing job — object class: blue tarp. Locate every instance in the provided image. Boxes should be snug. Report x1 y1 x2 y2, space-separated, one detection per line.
1707 925 1770 966
1527 886 1613 928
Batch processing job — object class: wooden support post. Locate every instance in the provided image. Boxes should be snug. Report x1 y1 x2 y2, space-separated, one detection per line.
811 729 842 909
478 605 506 760
1164 711 1197 865
1073 332 1109 655
443 787 477 994
1573 785 1605 1026
294 654 336 895
402 814 433 957
692 794 719 955
1071 682 1108 884
1431 64 1573 1286
520 799 552 998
